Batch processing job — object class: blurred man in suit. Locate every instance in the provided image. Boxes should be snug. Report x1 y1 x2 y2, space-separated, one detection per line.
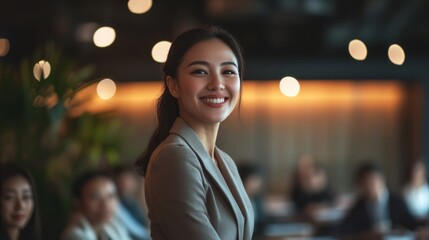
339 162 418 237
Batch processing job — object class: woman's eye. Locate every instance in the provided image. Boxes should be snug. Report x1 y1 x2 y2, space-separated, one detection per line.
2 195 14 201
23 195 33 201
191 69 207 75
223 70 237 75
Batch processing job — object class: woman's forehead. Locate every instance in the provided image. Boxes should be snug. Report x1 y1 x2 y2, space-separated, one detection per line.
2 176 31 191
181 39 238 66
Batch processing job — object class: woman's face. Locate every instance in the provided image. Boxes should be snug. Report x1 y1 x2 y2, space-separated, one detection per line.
167 38 240 126
78 177 117 225
1 176 34 230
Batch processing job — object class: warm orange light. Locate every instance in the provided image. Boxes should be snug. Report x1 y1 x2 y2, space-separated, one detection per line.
0 38 10 57
73 81 162 116
75 80 403 116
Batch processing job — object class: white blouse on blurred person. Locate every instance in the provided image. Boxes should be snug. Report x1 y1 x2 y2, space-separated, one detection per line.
403 161 429 219
404 183 429 219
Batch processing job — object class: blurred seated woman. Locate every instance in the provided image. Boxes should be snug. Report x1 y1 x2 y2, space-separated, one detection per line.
61 170 131 240
0 162 41 240
403 160 429 219
289 155 334 219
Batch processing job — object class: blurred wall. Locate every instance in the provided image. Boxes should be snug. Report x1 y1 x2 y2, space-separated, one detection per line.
79 80 416 195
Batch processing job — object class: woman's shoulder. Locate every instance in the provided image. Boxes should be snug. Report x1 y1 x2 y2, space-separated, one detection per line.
152 134 195 160
148 134 202 174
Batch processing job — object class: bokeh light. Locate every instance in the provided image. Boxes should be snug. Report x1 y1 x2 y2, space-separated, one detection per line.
151 41 171 63
97 78 117 100
279 76 300 97
388 44 405 65
128 0 152 14
33 60 51 81
348 39 367 61
0 38 10 57
76 22 99 42
93 26 116 48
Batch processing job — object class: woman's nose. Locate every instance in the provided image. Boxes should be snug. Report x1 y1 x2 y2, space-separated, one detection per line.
207 73 225 91
14 198 24 210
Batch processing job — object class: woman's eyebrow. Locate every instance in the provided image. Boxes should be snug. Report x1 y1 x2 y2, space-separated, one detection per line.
221 61 238 68
186 61 209 67
2 188 16 193
186 61 238 68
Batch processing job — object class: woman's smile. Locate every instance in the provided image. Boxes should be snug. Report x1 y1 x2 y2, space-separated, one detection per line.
200 95 229 107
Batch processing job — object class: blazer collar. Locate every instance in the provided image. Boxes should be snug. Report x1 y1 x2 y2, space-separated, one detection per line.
169 118 245 239
216 150 254 240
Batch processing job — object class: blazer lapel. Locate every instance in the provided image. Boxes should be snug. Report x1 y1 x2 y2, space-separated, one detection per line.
215 149 254 240
169 118 245 240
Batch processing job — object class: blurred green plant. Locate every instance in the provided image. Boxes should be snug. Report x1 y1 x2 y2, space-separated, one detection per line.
0 43 128 239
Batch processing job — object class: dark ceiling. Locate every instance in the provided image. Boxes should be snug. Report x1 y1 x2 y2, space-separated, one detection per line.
1 0 429 81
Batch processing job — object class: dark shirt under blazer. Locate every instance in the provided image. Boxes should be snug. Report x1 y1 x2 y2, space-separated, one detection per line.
339 192 418 236
144 118 255 240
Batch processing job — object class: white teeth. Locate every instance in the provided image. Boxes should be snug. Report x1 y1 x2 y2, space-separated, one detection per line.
202 98 225 104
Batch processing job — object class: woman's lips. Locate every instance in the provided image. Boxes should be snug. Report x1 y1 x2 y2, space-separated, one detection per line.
201 97 226 104
200 96 229 107
11 214 26 221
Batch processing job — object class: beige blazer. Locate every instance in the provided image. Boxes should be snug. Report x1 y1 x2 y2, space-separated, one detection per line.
145 118 254 240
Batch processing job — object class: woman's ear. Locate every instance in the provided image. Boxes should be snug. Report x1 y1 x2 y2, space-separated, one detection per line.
166 76 179 98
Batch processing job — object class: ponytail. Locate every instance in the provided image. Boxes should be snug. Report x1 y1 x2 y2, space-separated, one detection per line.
135 88 178 176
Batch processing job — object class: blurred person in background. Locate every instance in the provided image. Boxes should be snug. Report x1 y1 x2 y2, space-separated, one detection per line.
61 170 131 240
289 155 334 219
237 163 266 237
0 162 41 240
338 162 418 237
113 164 150 240
403 159 429 220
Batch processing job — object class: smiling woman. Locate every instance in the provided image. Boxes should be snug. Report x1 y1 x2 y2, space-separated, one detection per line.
0 162 41 240
135 26 254 240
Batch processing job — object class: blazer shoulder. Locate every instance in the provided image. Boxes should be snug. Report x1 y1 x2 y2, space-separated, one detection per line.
148 134 204 177
153 134 196 160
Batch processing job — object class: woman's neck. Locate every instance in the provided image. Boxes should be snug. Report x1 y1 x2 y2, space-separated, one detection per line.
7 228 19 240
183 118 219 158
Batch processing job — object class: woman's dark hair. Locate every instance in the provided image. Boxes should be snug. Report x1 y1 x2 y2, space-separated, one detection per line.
0 162 42 240
136 26 244 176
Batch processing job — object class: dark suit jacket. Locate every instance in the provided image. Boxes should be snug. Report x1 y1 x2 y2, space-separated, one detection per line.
144 118 255 240
338 192 418 236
